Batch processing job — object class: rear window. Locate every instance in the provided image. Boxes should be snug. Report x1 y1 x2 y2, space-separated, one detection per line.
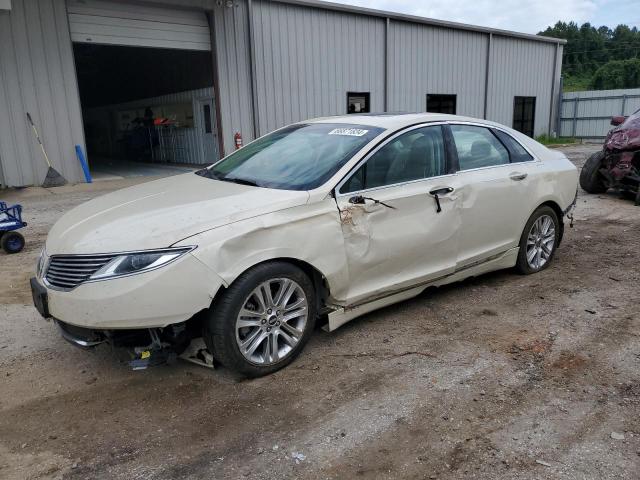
450 125 510 170
493 130 534 163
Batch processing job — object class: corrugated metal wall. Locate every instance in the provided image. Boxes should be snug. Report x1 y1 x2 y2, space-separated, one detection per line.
211 0 254 155
251 0 385 135
0 0 85 187
387 22 488 117
560 88 640 139
0 0 564 186
486 36 558 137
84 87 216 164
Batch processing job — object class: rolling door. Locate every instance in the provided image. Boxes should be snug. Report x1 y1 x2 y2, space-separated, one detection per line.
66 0 211 51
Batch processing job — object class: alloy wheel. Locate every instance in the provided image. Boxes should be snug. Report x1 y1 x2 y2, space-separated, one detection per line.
526 214 556 270
235 278 309 365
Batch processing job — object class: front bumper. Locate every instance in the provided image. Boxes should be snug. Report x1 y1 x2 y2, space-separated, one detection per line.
33 253 225 329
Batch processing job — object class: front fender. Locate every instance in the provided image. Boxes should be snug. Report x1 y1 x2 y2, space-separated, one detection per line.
175 198 350 302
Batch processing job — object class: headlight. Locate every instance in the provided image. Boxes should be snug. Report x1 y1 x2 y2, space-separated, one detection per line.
89 247 195 281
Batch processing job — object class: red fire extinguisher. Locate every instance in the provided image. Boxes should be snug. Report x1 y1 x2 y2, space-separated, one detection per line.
234 132 243 150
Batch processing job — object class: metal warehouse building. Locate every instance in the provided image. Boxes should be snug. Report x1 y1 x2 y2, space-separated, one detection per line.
0 0 564 187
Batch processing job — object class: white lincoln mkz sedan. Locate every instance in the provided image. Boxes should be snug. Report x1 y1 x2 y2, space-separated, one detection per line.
31 114 578 376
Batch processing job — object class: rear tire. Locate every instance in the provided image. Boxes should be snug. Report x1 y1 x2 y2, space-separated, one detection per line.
1 232 25 254
580 151 607 194
204 262 317 378
516 206 560 275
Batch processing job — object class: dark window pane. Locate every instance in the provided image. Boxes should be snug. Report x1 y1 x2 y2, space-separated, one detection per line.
513 96 535 137
493 129 534 163
203 104 212 134
347 92 370 114
340 126 447 193
426 94 457 114
450 125 510 170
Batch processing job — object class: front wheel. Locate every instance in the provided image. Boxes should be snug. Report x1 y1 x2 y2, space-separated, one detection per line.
516 206 560 275
205 262 316 377
580 151 607 194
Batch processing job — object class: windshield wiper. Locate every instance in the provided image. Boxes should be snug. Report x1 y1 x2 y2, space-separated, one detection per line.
223 177 261 187
196 170 260 187
195 168 217 179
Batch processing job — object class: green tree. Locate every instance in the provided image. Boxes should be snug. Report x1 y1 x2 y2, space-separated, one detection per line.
538 21 640 91
591 58 640 89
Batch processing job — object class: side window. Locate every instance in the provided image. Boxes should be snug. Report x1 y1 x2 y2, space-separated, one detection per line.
340 126 447 193
493 130 534 163
450 125 510 171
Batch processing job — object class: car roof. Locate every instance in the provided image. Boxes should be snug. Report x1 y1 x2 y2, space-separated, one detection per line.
306 113 505 130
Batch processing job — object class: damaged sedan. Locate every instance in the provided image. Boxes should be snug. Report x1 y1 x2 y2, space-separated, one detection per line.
580 108 640 204
31 114 578 377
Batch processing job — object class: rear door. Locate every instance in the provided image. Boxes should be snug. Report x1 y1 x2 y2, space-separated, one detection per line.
447 123 540 268
334 124 462 305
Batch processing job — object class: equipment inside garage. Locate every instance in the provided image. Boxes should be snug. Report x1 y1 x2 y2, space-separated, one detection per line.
69 0 219 178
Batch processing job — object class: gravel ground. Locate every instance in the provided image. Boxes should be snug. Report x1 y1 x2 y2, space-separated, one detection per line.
1 144 639 480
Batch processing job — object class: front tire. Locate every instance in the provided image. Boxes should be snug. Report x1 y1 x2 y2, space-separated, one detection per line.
205 262 316 377
516 206 560 275
580 151 607 194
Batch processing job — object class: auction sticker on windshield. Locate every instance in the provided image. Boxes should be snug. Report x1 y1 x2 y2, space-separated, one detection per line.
328 128 369 137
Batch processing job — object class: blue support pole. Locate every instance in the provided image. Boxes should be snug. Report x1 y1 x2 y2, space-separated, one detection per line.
75 145 92 184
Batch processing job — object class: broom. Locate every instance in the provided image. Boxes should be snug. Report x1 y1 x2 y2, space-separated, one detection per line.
26 112 67 188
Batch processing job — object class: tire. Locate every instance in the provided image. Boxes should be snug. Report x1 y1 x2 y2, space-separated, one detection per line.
1 231 25 254
205 262 317 377
516 206 560 275
579 151 607 194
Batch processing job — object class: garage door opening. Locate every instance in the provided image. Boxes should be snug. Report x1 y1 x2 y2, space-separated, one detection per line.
73 43 218 180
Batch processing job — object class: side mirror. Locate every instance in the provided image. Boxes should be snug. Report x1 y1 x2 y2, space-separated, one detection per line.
611 115 627 126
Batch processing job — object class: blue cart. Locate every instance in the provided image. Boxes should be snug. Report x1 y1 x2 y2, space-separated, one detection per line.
0 201 26 254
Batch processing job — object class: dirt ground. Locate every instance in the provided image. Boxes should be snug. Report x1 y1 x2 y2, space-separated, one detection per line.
1 144 639 480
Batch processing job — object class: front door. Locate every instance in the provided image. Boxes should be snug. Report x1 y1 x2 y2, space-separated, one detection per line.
334 125 461 305
197 98 218 164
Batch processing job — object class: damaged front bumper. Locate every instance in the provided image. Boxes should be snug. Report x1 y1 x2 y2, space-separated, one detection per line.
53 318 213 370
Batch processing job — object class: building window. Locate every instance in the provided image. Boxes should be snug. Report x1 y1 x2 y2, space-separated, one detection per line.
203 104 212 133
513 96 536 137
426 94 456 114
347 92 370 114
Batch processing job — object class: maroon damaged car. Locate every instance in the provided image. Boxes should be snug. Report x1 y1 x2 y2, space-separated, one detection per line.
580 109 640 204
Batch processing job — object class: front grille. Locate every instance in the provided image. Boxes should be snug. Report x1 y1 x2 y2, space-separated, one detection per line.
45 254 117 290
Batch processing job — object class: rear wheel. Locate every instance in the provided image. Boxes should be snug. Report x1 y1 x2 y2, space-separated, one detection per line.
516 206 560 275
205 262 316 377
580 151 607 194
1 231 25 254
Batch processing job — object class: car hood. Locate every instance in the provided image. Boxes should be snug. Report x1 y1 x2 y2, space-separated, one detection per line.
46 173 310 255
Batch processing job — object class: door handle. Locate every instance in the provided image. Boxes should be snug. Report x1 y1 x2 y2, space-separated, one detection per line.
510 172 528 181
428 187 454 213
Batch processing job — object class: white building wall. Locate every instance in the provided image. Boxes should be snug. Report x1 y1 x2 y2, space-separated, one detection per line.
0 0 86 187
486 36 558 137
387 22 488 118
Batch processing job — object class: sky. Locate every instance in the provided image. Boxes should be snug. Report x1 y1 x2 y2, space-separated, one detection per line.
330 0 639 34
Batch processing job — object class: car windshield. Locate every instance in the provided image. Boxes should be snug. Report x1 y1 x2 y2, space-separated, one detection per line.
623 108 640 126
197 123 384 191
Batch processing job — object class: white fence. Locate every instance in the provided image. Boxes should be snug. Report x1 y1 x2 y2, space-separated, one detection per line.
559 88 640 139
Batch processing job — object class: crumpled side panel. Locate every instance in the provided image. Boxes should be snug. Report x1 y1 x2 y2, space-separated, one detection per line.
181 199 351 303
